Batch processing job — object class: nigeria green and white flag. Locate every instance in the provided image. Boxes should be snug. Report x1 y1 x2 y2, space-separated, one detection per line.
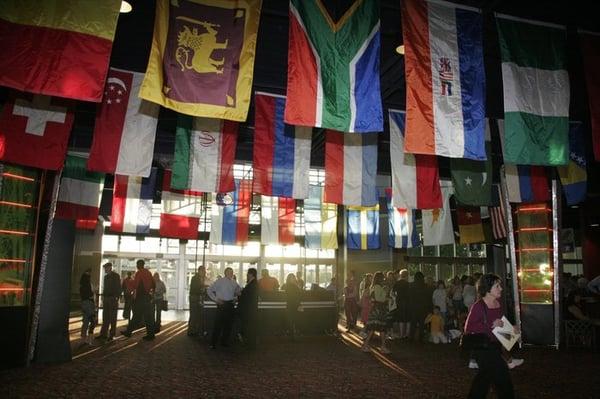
450 120 492 206
497 15 569 166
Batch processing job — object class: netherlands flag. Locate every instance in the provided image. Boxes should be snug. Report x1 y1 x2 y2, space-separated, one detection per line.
324 130 378 206
253 92 312 199
347 205 380 250
389 110 442 209
210 179 252 245
386 188 420 249
260 195 296 245
401 0 486 160
110 168 157 234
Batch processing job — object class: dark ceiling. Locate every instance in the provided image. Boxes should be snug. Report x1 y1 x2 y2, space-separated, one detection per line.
53 0 600 198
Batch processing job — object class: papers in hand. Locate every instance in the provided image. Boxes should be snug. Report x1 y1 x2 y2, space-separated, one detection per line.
492 316 520 351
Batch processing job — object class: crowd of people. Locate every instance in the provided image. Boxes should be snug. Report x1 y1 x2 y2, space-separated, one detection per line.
78 260 168 343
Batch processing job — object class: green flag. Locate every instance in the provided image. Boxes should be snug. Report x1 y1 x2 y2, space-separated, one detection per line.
496 16 569 165
451 140 492 206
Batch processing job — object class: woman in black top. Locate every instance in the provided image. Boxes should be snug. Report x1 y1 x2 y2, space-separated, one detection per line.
281 273 302 339
79 269 96 345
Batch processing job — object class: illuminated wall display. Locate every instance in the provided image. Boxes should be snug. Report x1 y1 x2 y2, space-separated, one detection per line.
0 165 40 307
515 204 553 304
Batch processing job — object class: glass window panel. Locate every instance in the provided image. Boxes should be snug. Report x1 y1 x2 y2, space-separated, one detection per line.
455 264 469 279
456 244 469 257
407 246 422 257
438 263 453 283
407 263 420 278
305 264 317 288
266 263 282 287
423 246 437 257
318 264 334 287
102 235 119 252
439 244 454 258
422 264 436 281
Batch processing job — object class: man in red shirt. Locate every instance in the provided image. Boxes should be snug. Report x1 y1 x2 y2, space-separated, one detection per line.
122 259 156 340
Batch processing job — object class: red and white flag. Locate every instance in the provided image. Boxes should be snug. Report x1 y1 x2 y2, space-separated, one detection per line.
159 170 203 240
87 68 159 177
0 93 73 170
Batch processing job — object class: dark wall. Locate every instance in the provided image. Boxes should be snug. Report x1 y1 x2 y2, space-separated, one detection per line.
34 219 76 364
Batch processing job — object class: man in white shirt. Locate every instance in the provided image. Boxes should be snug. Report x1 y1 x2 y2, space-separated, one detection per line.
207 267 240 349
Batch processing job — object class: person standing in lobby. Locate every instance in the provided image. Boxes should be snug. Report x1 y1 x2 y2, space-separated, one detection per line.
98 262 121 341
121 271 135 320
79 268 96 345
122 259 156 340
237 268 259 349
188 266 207 337
207 267 241 349
153 272 167 332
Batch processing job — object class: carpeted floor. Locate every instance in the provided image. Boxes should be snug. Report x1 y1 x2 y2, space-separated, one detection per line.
1 321 597 398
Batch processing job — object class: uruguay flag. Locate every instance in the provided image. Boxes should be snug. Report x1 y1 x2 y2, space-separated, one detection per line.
558 122 587 205
253 92 312 199
210 179 252 245
401 0 486 160
324 130 378 206
261 195 296 245
111 168 157 234
386 188 420 249
347 205 380 250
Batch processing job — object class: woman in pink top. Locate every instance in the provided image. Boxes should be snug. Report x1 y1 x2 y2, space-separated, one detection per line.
464 274 515 399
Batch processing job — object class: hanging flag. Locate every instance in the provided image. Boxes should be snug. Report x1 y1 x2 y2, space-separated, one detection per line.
579 31 600 161
304 185 338 249
422 183 454 246
0 1 120 102
558 122 587 205
347 205 380 250
389 110 441 209
88 68 159 177
210 179 252 245
159 170 203 240
253 92 312 199
111 169 158 234
401 0 485 159
172 115 238 193
385 188 420 249
498 119 550 203
76 219 99 231
504 165 549 203
324 130 378 206
260 195 296 245
0 93 74 170
139 0 262 121
55 155 105 224
284 0 383 133
457 206 485 244
489 185 507 240
450 121 492 206
497 15 569 165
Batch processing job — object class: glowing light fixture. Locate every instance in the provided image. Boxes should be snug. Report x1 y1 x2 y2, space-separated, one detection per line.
120 1 132 13
396 44 405 55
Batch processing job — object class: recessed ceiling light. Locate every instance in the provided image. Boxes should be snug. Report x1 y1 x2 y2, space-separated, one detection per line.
396 44 405 55
120 1 132 13
571 205 579 208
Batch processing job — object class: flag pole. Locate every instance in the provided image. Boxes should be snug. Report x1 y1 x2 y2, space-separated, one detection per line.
201 192 208 270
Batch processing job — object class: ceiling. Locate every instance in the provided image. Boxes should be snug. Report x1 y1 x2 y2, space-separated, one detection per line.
3 0 600 214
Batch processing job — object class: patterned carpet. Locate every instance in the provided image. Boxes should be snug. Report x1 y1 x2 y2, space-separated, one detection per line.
1 321 598 398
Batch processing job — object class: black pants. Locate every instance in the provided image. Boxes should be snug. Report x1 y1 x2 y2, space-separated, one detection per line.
240 312 258 349
126 293 155 337
100 296 118 338
468 346 515 399
123 294 132 319
188 295 203 336
211 302 235 346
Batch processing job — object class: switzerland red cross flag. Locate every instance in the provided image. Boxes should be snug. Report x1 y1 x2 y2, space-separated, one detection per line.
0 93 74 170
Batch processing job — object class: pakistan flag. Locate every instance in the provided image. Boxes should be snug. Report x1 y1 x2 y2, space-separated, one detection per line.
451 140 492 206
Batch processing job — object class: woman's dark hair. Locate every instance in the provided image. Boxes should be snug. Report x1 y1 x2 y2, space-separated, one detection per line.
373 271 385 286
476 273 501 297
437 280 445 288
